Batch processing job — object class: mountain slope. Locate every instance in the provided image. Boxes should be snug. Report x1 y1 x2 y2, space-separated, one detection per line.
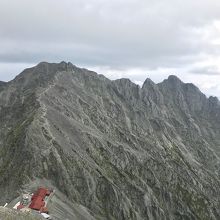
0 62 220 220
0 206 44 220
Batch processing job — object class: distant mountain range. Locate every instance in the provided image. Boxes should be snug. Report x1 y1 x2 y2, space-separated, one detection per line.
0 61 220 220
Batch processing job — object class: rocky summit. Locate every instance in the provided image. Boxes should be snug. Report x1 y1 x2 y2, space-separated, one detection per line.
0 61 220 220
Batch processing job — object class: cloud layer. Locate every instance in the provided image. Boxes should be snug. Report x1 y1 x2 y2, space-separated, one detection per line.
0 0 220 97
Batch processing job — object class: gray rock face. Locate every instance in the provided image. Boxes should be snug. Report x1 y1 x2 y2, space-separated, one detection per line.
0 62 220 220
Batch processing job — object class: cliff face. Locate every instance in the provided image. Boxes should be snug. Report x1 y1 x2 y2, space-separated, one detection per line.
0 62 220 220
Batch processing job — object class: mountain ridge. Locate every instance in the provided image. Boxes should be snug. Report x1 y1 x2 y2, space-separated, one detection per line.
0 61 220 220
1 61 219 102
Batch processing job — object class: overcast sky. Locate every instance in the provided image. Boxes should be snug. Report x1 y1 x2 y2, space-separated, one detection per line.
0 0 220 97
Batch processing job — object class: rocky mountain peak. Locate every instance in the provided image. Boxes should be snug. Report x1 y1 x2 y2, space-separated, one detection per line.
114 78 138 89
36 61 75 71
167 74 182 82
209 96 219 105
142 78 155 88
114 77 133 84
10 61 77 92
159 75 183 89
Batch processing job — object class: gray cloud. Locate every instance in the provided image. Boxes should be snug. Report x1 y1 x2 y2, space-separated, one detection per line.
190 66 220 75
0 0 220 66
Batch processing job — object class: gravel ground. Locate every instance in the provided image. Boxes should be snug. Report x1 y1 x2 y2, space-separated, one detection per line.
0 206 44 220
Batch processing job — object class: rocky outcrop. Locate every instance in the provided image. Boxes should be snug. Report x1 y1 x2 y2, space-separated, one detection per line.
0 62 220 220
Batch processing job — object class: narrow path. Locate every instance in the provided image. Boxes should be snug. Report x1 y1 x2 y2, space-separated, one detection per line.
36 73 61 148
